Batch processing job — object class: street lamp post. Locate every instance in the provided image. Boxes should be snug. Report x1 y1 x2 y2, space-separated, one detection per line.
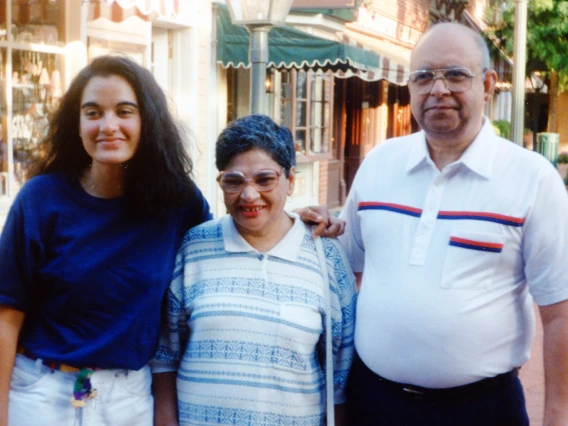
225 0 295 115
510 0 528 145
530 76 544 152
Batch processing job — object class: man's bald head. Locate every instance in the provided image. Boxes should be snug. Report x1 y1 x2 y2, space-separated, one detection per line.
411 23 491 71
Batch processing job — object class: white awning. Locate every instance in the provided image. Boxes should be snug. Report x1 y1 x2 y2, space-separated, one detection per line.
87 0 179 22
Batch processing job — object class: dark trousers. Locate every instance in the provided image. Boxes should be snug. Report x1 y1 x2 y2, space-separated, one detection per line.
346 353 529 426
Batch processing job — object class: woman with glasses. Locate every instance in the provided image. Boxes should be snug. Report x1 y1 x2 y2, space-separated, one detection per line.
152 114 357 426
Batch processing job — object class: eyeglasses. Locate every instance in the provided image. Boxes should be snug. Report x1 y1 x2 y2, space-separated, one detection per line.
408 67 487 95
216 168 285 193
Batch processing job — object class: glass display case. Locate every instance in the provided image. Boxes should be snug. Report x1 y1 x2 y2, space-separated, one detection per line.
0 0 65 197
11 49 64 188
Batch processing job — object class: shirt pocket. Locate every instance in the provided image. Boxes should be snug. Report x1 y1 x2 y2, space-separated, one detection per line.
10 355 52 391
441 230 504 290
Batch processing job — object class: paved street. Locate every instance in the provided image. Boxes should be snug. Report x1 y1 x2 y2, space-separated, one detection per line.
520 305 545 425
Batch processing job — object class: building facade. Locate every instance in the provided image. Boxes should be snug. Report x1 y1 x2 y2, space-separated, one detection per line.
0 0 514 227
0 0 215 226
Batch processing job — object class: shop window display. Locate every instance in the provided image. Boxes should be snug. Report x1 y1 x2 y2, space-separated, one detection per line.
11 50 63 188
0 49 5 195
0 0 65 196
10 0 64 46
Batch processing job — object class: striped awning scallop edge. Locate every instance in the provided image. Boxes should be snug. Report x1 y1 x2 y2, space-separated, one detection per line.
87 0 179 22
217 3 381 76
335 33 410 86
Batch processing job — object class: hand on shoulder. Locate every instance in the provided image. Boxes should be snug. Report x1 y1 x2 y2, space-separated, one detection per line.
294 205 345 238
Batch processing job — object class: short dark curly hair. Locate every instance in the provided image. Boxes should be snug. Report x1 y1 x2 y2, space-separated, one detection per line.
33 55 195 213
215 115 295 177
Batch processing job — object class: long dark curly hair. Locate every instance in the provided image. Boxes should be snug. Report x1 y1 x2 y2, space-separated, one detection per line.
33 55 195 213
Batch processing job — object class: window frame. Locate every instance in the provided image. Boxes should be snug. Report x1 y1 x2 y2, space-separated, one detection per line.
279 68 333 163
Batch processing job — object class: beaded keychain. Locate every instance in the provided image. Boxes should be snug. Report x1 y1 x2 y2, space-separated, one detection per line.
70 368 98 408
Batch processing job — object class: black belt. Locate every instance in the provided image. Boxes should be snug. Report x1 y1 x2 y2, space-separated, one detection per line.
375 368 520 400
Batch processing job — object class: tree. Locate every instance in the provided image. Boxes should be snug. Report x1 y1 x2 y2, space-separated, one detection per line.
489 0 568 132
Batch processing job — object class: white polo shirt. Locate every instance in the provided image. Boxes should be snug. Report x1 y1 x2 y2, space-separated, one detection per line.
339 119 568 388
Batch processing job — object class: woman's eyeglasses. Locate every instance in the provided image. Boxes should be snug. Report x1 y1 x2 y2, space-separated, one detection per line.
216 168 285 193
408 67 487 94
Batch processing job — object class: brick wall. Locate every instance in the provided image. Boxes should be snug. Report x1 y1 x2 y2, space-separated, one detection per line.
318 160 329 205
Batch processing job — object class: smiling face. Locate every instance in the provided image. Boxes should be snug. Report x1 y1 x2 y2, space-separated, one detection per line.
79 75 141 169
222 149 295 241
409 25 496 146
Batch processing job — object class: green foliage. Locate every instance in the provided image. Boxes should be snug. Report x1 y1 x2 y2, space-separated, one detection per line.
489 0 568 92
492 119 511 139
558 153 568 163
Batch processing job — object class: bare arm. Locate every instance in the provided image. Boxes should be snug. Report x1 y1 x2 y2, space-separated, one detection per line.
355 272 362 292
294 206 345 238
152 372 179 426
0 305 25 426
334 403 347 426
539 299 568 426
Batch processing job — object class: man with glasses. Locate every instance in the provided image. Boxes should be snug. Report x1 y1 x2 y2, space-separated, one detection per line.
340 23 568 425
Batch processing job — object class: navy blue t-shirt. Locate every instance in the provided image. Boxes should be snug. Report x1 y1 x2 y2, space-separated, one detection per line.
0 173 212 370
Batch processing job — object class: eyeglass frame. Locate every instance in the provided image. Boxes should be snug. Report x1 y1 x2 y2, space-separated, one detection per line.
216 167 286 193
407 67 488 94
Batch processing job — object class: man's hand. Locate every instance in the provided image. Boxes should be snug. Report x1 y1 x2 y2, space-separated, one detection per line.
294 206 345 238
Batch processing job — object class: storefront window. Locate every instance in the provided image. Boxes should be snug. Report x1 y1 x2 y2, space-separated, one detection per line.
0 3 6 42
11 0 64 46
280 71 292 140
0 1 65 197
279 69 333 159
0 48 6 196
11 50 63 187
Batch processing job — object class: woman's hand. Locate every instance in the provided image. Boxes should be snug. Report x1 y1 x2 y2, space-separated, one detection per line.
294 206 345 238
0 305 25 426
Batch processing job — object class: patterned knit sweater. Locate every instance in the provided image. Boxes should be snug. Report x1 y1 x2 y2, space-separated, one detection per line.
152 213 357 426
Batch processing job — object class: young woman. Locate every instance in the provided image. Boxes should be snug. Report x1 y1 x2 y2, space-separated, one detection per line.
0 57 342 426
0 56 212 426
152 115 357 426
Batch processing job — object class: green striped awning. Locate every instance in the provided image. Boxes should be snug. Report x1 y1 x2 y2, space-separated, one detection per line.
216 3 380 74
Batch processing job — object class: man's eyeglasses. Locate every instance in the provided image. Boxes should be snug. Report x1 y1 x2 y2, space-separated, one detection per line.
408 67 487 95
216 168 285 193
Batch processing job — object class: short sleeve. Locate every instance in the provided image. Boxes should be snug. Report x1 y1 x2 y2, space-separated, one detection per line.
324 238 357 404
150 247 190 373
522 167 568 305
0 190 42 311
338 170 365 273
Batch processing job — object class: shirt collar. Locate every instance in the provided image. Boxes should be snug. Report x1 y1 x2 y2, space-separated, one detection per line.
406 131 430 173
405 118 497 179
457 118 496 179
221 211 305 262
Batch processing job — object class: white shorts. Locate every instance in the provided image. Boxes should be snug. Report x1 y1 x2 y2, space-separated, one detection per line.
9 354 153 426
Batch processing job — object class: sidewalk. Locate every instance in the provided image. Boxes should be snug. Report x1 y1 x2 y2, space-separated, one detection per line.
520 305 545 426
